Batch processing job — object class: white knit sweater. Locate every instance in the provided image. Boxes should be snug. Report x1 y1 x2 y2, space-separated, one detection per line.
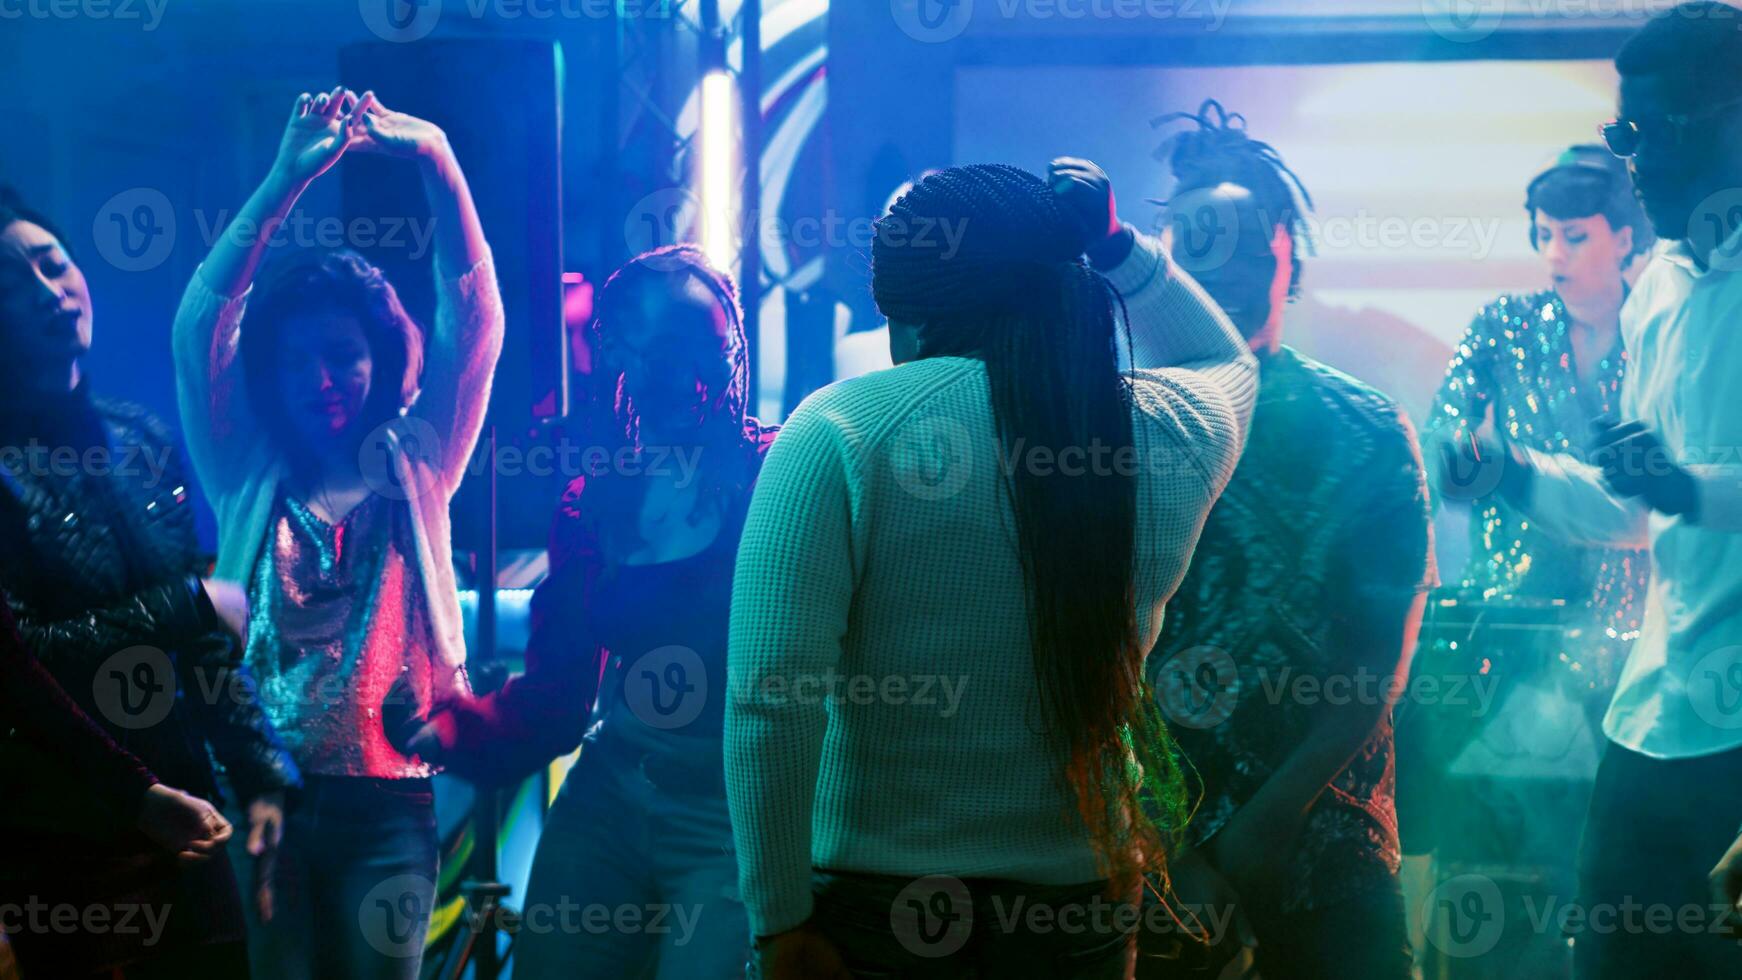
724 231 1259 936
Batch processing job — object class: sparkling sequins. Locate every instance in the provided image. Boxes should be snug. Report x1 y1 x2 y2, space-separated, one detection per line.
1428 290 1649 687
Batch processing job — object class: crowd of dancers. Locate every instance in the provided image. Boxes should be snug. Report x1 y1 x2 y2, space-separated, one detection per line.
4 3 1742 979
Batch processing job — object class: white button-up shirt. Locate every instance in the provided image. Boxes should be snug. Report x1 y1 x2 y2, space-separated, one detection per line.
1520 225 1742 760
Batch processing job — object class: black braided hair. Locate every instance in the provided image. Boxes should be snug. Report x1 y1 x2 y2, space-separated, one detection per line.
872 164 1190 892
1153 99 1315 298
592 244 753 447
584 244 772 567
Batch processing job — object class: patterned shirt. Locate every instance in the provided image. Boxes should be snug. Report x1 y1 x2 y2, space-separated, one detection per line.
1425 290 1649 689
1151 346 1435 912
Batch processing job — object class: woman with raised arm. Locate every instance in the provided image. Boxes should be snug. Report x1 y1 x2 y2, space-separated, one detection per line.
727 160 1258 978
0 185 299 978
173 87 503 980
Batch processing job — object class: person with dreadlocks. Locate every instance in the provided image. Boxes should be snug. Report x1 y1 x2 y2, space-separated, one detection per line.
402 244 774 977
725 159 1256 978
1140 101 1434 980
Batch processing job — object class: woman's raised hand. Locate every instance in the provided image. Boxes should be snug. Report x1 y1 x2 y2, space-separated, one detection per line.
346 91 449 161
270 86 359 189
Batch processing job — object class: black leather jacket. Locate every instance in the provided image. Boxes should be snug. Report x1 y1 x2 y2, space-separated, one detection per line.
0 388 299 808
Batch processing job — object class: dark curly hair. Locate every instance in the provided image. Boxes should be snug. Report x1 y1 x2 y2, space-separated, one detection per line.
240 249 425 470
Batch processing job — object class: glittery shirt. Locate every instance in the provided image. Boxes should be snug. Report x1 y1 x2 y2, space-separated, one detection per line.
1151 346 1435 912
1425 291 1649 678
245 492 434 779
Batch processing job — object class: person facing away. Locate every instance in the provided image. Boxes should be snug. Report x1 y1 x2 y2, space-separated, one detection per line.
726 159 1258 979
1140 100 1435 980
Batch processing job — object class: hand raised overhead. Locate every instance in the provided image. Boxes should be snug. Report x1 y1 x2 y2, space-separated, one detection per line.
271 86 360 188
346 91 449 161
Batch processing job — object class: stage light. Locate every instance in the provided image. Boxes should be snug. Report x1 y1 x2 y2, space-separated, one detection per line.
700 69 740 272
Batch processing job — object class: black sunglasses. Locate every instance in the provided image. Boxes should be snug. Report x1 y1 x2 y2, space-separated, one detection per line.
1600 96 1742 158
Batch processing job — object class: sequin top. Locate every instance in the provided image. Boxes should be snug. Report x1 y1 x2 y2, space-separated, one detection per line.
245 492 434 779
1425 291 1649 670
1151 346 1435 912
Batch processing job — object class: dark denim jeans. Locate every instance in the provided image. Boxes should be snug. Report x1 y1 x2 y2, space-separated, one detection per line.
776 870 1133 979
246 775 438 980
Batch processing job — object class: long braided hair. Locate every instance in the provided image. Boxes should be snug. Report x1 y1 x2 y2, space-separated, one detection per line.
872 164 1190 889
584 245 773 567
1154 99 1315 300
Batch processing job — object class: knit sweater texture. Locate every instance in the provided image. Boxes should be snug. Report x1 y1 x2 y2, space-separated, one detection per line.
725 231 1259 936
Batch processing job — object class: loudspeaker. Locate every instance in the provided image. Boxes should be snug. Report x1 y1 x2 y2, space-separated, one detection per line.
339 38 566 551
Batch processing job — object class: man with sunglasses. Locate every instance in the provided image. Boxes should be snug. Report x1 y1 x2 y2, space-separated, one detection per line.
1448 4 1742 975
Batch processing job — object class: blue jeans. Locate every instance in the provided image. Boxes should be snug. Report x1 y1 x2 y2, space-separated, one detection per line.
247 776 438 980
783 870 1133 979
511 738 749 979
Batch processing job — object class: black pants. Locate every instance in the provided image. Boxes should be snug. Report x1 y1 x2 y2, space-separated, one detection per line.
1248 880 1412 980
1574 741 1742 979
780 870 1132 979
3 838 248 978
